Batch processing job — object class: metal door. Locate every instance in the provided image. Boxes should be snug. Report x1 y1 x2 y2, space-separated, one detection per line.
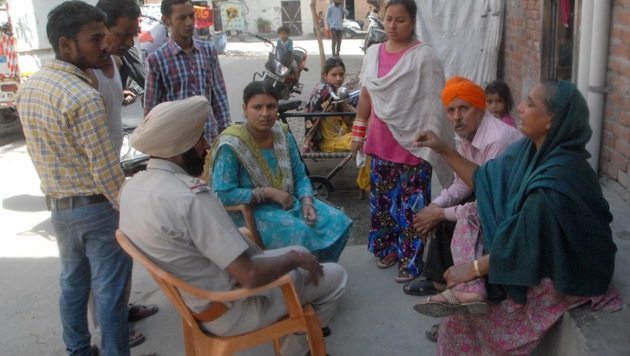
281 1 302 36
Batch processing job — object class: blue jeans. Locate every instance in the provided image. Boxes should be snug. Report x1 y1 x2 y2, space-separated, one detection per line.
52 202 132 356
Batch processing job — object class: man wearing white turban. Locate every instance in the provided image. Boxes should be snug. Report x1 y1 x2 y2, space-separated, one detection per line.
119 96 347 355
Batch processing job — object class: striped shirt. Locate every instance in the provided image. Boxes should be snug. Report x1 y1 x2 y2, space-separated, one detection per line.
16 60 125 207
145 38 231 144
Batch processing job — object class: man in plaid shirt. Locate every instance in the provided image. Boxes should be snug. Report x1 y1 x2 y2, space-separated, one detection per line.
16 2 131 355
144 0 231 144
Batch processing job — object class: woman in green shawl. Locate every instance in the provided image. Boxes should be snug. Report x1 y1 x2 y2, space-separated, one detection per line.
411 80 621 354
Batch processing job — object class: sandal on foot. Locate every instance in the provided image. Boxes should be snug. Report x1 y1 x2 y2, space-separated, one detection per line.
413 289 489 317
129 330 146 348
376 252 397 269
128 303 159 323
403 278 439 296
425 323 439 342
395 273 418 284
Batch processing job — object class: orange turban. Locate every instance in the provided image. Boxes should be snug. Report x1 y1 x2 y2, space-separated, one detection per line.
441 76 486 111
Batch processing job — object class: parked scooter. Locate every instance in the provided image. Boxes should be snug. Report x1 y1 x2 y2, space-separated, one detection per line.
343 18 367 39
252 35 308 100
362 8 387 52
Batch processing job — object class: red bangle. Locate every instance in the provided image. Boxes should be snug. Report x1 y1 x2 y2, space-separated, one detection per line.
352 120 367 140
289 250 304 263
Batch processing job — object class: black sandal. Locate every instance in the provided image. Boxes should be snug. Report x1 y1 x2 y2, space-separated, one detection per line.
402 278 439 296
425 323 439 342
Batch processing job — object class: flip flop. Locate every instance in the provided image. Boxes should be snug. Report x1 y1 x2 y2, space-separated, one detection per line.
376 252 397 269
413 289 489 317
128 303 159 323
403 278 439 296
425 323 439 342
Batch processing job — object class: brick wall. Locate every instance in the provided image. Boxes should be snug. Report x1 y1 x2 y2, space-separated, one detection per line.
502 0 543 106
503 0 630 201
600 0 630 202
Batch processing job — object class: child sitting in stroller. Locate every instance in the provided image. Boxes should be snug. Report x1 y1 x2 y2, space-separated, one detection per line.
303 57 370 192
303 57 356 153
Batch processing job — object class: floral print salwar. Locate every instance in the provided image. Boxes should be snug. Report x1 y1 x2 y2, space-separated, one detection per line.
368 156 432 279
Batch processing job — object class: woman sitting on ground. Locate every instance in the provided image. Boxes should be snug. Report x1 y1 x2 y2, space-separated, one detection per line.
206 81 352 263
412 79 622 354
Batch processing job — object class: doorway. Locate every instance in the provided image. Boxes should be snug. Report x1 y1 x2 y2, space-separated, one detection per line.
281 1 302 35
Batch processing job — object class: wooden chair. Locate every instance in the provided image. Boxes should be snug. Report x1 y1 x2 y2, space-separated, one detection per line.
116 230 326 356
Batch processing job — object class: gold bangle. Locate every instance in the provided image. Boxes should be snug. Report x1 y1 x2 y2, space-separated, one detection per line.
473 259 482 278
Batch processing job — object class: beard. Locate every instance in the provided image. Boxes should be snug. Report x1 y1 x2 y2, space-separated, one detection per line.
181 147 207 177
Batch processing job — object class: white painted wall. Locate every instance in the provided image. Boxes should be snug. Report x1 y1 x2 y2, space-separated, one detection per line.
7 0 98 74
242 0 315 36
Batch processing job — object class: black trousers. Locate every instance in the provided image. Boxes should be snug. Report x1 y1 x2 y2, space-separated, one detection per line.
422 195 476 284
330 29 343 56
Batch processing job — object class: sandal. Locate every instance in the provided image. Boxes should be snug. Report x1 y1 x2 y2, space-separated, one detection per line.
129 330 146 348
425 323 439 342
413 289 489 317
403 278 439 296
395 272 418 284
376 252 397 269
128 303 159 323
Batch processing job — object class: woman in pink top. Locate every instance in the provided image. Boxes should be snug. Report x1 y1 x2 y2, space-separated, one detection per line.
350 0 455 283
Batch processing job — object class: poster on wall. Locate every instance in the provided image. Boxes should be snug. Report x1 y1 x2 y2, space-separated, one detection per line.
219 1 245 31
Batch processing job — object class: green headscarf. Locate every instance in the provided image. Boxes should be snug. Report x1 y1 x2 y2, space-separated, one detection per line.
474 80 616 304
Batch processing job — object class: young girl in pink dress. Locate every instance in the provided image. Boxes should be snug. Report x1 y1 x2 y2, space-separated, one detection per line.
485 80 516 128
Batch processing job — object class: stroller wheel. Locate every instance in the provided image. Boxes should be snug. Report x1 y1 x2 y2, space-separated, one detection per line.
309 176 334 200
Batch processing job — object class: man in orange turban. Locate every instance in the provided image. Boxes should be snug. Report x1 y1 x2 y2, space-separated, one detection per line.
405 77 522 343
441 76 487 112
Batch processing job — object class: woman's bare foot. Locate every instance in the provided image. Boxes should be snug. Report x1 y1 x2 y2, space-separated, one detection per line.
430 289 483 304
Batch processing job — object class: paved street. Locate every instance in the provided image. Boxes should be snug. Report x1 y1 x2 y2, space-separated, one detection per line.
3 36 628 355
0 38 439 355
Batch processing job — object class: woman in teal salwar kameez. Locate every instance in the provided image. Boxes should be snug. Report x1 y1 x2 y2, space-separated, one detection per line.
207 81 352 263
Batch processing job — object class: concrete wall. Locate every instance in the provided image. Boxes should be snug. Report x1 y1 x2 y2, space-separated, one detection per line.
502 0 630 203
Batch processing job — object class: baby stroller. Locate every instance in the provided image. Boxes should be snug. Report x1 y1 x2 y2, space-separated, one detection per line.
278 88 360 199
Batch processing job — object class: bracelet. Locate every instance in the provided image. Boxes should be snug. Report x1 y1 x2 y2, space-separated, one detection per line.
351 137 365 142
302 202 315 208
351 120 367 140
252 187 266 204
473 259 482 278
289 249 304 263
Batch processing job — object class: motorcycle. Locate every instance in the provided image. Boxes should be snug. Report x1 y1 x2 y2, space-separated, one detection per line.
252 35 308 100
120 113 149 177
362 9 387 52
343 18 367 39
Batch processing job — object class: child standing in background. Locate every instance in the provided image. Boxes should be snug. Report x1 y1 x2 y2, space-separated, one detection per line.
485 80 516 128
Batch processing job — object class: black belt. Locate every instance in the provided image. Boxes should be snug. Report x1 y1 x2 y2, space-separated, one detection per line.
46 194 108 210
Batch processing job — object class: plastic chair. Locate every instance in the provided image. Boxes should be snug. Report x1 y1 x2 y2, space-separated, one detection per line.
223 204 265 249
115 230 326 356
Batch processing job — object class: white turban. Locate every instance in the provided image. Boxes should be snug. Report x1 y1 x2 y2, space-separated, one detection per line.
131 96 210 158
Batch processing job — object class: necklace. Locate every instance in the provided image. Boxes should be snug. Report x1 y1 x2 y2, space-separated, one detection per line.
387 38 416 53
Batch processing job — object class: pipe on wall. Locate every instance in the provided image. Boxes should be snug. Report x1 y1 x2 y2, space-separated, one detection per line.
585 0 612 171
576 0 593 97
